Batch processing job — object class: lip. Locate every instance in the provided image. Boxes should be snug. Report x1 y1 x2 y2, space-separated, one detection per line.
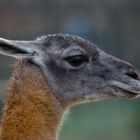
109 80 140 99
113 86 139 99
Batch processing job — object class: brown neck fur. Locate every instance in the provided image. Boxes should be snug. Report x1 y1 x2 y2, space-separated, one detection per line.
0 60 64 140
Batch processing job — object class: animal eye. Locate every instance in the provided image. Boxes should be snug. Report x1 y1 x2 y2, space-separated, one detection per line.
64 55 89 67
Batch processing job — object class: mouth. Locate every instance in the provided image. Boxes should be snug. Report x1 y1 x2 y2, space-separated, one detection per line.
110 81 140 99
113 86 139 99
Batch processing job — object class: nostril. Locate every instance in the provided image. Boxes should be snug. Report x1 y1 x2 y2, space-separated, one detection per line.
125 71 139 80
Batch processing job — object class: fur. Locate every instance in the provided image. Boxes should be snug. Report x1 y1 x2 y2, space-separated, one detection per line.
0 60 64 140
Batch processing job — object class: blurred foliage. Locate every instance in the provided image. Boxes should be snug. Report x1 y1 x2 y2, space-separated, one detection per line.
0 0 140 140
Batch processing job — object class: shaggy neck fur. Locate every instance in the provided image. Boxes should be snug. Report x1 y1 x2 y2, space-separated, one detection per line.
0 61 64 140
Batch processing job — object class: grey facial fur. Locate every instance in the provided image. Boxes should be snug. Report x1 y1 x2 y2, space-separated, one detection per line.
0 34 140 106
35 34 140 104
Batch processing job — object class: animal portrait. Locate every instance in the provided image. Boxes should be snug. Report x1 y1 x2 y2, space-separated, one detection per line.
0 34 139 140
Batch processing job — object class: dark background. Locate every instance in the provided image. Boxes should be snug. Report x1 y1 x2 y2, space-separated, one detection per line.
0 0 140 140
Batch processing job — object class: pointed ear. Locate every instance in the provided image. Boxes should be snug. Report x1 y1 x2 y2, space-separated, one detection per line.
0 38 34 59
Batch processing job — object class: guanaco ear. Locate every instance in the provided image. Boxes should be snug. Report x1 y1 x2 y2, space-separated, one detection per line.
0 38 34 59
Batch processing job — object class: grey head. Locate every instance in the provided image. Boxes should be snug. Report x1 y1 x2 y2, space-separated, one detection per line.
0 34 140 106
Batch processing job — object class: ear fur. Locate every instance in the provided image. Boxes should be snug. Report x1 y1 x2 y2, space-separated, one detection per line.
0 38 34 58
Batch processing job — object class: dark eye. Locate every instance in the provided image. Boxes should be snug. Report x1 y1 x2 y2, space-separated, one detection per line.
64 55 89 67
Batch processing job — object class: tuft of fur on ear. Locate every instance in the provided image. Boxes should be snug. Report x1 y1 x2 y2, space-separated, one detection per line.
0 38 34 58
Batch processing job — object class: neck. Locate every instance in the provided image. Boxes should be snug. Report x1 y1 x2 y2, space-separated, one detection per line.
0 61 64 140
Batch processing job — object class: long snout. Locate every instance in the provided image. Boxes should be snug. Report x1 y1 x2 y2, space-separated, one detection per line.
99 49 140 99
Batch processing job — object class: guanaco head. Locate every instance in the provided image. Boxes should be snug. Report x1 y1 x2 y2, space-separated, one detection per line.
0 34 140 106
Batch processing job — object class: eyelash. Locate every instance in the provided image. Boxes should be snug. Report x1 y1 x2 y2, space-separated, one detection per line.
64 55 89 67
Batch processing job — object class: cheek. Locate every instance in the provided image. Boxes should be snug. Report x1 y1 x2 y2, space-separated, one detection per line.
79 76 108 90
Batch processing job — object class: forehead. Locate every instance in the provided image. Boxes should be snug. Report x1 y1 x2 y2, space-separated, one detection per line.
37 34 97 53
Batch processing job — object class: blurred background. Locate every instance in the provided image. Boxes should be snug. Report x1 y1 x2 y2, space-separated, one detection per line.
0 0 140 140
